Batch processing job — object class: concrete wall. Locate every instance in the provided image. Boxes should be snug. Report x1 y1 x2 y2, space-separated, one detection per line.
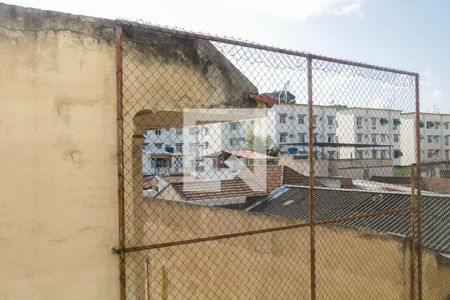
0 3 261 299
279 155 394 179
372 176 450 194
140 198 450 299
0 4 119 300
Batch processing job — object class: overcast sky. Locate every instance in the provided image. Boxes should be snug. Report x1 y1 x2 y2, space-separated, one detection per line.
5 0 450 113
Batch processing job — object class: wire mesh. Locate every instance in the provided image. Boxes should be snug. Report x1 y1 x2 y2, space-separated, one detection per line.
113 20 448 300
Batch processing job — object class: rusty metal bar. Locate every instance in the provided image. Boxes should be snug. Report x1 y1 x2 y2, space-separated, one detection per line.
307 55 316 300
146 257 151 300
114 222 310 254
161 264 167 300
115 23 126 300
112 206 409 255
117 20 418 77
414 74 423 300
410 164 416 300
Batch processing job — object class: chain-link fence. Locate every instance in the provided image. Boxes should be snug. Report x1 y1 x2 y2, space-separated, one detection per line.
113 20 449 300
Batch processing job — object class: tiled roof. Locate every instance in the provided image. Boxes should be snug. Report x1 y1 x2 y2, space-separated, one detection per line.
159 165 315 202
228 150 278 160
156 174 196 183
248 185 450 254
171 178 268 201
209 150 278 160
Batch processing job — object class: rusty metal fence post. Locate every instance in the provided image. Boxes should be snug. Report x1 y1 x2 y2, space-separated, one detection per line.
410 164 416 300
115 23 126 300
307 55 316 300
414 74 423 300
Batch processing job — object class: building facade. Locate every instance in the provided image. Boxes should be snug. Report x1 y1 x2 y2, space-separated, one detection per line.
400 112 450 165
143 104 410 176
336 107 402 164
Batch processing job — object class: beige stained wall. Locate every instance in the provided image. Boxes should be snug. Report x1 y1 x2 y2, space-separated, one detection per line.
0 4 119 300
140 198 450 300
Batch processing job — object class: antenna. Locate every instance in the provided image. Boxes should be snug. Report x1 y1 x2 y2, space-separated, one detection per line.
279 80 290 104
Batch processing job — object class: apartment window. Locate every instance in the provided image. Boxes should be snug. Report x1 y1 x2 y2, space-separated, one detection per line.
298 115 305 124
445 122 449 130
203 127 209 135
434 136 440 144
434 122 440 129
230 122 239 130
328 151 336 159
230 138 245 146
313 115 318 127
155 129 162 135
298 133 306 143
381 150 386 159
203 142 209 149
327 134 335 143
189 143 197 152
327 116 334 126
279 114 287 124
279 133 288 143
175 128 182 135
380 118 389 126
357 134 363 143
372 150 378 159
371 117 377 128
427 136 433 144
394 134 399 143
427 150 433 159
356 117 363 127
446 150 450 159
175 143 183 153
371 134 377 144
189 127 196 135
380 134 386 143
155 143 163 149
356 150 364 159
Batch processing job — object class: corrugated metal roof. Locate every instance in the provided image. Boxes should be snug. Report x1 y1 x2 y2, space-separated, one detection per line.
247 186 450 254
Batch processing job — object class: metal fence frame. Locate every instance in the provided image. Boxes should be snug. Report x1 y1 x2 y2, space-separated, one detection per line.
113 21 423 300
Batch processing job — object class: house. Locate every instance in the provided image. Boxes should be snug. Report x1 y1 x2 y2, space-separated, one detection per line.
248 185 450 255
142 145 183 176
151 165 316 208
153 177 269 208
209 150 279 169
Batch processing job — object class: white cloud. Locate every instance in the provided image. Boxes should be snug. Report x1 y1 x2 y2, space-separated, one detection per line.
431 89 443 99
239 0 366 21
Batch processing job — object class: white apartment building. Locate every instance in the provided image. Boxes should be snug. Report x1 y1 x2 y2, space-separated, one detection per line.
400 112 450 165
254 104 339 159
143 103 412 176
336 107 402 164
143 122 248 175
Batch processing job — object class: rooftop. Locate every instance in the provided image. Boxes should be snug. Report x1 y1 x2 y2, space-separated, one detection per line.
248 185 450 254
170 177 268 201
